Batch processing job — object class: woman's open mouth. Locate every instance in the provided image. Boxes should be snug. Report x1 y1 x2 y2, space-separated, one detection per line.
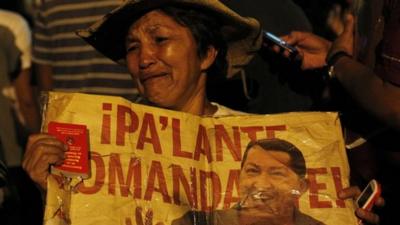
140 73 168 83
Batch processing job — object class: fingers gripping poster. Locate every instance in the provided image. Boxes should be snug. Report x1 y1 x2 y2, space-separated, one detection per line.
42 92 358 225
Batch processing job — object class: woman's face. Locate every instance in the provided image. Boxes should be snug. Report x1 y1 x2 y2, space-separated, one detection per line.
125 10 215 111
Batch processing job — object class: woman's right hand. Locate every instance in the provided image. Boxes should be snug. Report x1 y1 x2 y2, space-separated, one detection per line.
22 133 67 190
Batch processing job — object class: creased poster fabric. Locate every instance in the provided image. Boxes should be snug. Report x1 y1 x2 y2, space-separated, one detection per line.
42 92 358 225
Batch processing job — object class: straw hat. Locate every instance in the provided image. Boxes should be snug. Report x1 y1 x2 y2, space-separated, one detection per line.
77 0 262 78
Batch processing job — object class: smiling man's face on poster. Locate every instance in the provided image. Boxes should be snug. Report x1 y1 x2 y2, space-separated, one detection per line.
238 144 307 223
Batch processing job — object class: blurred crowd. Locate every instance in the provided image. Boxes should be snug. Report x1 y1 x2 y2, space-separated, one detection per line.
1 0 399 225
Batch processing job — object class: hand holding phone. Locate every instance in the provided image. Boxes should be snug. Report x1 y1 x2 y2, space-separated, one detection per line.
337 181 382 225
262 31 298 56
356 179 381 211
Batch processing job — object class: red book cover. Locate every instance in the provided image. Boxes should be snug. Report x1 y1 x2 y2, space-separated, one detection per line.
48 121 90 178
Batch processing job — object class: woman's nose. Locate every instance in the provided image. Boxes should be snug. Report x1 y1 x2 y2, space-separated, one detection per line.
139 44 156 69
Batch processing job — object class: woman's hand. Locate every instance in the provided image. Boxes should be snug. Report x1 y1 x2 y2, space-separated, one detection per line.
338 186 385 224
22 133 67 190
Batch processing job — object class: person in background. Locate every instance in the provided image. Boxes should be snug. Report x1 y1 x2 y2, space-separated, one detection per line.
0 4 43 225
284 16 400 129
280 1 399 223
32 0 139 102
0 6 40 145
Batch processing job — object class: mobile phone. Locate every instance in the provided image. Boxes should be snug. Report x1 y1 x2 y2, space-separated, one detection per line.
262 31 298 56
356 179 381 211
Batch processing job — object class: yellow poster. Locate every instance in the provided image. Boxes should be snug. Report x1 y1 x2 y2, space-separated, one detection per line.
42 92 358 225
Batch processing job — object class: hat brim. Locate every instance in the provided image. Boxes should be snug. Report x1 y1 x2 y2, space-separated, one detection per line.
77 0 262 78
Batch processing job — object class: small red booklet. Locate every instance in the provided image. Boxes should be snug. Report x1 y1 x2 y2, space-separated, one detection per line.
48 121 90 178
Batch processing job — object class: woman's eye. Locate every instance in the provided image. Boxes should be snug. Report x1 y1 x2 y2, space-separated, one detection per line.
126 45 139 53
155 36 168 44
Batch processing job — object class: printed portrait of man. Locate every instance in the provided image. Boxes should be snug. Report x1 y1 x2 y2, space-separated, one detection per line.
172 138 326 225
